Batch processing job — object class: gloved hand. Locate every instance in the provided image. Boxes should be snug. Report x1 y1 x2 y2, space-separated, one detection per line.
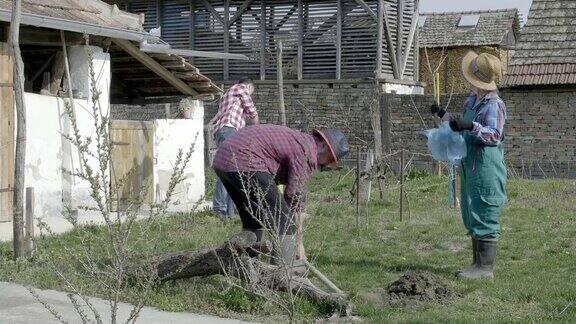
449 117 474 132
430 103 447 118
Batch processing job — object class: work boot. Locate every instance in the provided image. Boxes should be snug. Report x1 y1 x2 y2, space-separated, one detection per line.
456 238 478 275
458 240 497 280
271 235 307 276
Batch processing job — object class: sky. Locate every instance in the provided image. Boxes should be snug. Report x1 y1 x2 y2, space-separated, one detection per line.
420 0 533 25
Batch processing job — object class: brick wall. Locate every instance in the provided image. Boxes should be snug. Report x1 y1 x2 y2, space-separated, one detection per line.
501 88 576 178
204 83 378 149
111 84 576 178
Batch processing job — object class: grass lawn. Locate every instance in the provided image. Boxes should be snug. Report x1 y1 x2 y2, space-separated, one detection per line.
1 169 575 323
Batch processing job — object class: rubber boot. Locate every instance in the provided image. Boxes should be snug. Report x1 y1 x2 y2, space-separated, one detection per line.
456 238 478 275
271 235 306 276
458 240 496 280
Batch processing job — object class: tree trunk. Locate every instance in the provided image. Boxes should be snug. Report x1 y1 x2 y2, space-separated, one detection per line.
152 232 350 314
9 0 26 260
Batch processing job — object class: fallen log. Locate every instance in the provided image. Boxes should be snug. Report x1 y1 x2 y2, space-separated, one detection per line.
152 231 350 315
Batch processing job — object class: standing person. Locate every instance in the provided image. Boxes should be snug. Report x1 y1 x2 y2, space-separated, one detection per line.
212 78 259 220
212 124 349 268
432 51 507 279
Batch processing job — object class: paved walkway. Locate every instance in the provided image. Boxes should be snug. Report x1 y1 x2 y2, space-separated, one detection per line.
0 282 250 324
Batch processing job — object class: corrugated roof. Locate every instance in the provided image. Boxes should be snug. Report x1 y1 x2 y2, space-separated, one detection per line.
0 0 143 31
502 0 576 87
419 9 520 48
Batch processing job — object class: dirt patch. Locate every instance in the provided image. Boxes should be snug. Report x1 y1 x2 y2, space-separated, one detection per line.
387 271 457 307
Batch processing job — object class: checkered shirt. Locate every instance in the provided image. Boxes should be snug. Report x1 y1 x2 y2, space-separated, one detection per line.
213 124 318 212
213 83 257 133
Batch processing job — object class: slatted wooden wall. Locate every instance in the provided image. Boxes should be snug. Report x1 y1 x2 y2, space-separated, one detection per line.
107 0 418 82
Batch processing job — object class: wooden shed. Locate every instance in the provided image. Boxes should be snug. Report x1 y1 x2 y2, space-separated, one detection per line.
106 0 420 83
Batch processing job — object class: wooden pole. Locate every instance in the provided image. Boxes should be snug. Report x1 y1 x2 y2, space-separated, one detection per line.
10 0 26 260
336 0 342 79
399 150 404 221
260 0 266 80
375 0 384 78
223 0 230 81
356 146 360 230
277 40 286 126
297 0 303 80
306 261 344 295
25 187 34 257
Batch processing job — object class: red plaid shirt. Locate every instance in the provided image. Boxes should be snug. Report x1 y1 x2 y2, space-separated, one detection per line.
213 125 318 212
213 83 257 133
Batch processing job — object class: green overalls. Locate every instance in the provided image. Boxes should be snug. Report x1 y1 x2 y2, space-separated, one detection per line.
460 99 507 240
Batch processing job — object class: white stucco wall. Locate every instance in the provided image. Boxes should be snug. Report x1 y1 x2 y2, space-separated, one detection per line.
382 82 424 95
24 94 101 217
23 45 111 218
153 100 205 212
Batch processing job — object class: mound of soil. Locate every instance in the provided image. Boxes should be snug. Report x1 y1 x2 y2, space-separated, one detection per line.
387 271 456 306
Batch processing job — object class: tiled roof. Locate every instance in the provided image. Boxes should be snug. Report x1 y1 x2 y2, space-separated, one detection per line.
419 9 520 48
502 0 576 87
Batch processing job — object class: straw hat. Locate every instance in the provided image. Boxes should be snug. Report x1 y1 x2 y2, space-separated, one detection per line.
461 51 502 91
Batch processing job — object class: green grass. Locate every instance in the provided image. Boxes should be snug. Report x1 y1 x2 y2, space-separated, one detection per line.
1 170 576 323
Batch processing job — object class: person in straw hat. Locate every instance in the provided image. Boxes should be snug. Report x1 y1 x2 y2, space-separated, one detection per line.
431 51 508 279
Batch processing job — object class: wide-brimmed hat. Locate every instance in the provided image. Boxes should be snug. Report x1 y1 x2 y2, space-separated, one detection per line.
313 128 349 163
461 51 502 91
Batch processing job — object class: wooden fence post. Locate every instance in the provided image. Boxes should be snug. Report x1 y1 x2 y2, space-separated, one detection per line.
355 146 360 230
277 40 286 126
399 149 405 221
25 187 34 257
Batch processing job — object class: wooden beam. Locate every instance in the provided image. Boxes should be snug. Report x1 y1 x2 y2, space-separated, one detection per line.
400 7 419 78
200 0 225 26
112 39 198 96
260 0 266 80
229 0 254 25
49 51 65 95
223 0 230 81
376 0 383 78
414 0 420 81
273 5 297 32
354 0 377 21
382 1 399 78
336 0 342 79
396 0 404 77
297 0 303 80
189 0 195 65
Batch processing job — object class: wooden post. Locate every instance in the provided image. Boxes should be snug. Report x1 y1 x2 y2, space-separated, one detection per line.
260 0 266 80
452 164 457 209
376 0 384 78
297 0 303 80
189 0 196 65
49 51 65 95
223 0 230 81
10 0 26 260
399 149 404 221
336 0 342 79
277 40 286 126
356 146 360 230
396 0 404 75
0 42 14 223
25 187 34 257
164 103 171 118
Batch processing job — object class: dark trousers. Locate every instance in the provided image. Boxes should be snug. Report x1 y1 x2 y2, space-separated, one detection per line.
214 169 295 235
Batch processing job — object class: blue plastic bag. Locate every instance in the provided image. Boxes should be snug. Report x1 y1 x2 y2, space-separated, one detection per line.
423 121 467 164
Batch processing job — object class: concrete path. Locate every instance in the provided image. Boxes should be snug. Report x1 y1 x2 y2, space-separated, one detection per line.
0 282 250 324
